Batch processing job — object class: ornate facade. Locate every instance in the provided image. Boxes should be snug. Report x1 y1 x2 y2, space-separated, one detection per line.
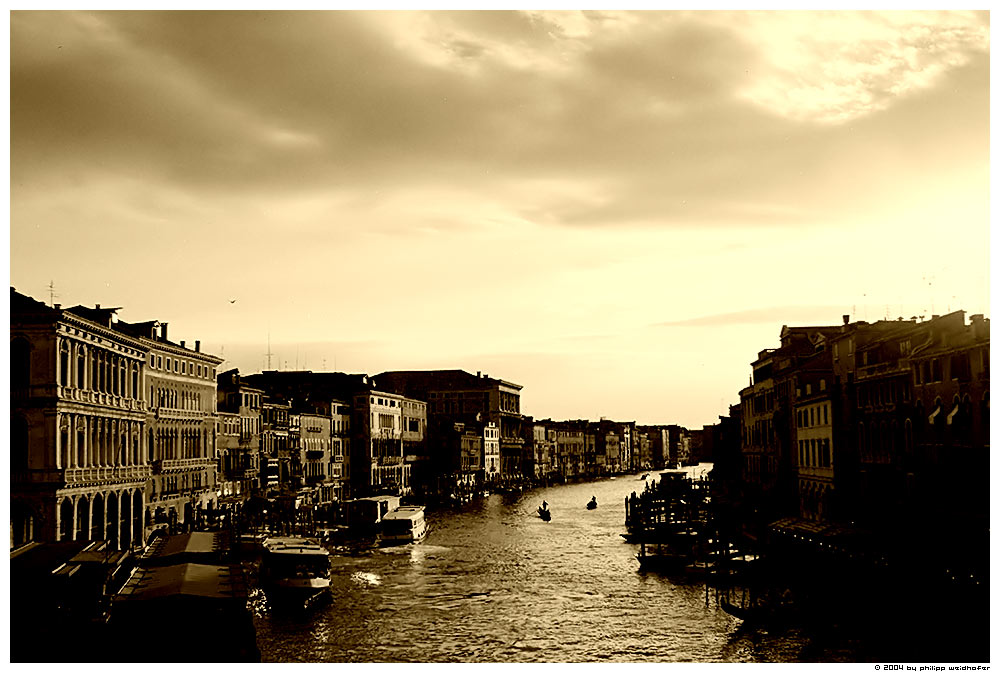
11 290 149 549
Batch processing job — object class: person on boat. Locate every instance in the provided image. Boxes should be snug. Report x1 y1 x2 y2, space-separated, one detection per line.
542 501 548 510
588 496 598 508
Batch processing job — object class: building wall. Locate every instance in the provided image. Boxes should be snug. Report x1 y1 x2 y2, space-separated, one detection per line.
11 302 150 550
142 334 222 533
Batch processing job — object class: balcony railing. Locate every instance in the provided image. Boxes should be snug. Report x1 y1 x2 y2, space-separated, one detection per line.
59 387 145 412
65 464 152 484
161 457 215 471
856 361 910 380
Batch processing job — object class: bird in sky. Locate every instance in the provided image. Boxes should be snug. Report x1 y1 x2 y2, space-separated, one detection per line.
229 299 237 304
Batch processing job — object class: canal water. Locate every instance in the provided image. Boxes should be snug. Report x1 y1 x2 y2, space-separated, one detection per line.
252 467 836 663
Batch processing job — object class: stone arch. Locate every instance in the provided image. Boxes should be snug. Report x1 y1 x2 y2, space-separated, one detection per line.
10 500 37 548
132 491 144 548
75 495 90 541
59 497 74 541
59 415 70 470
106 491 119 549
119 491 132 549
91 492 105 540
77 343 87 388
59 340 70 387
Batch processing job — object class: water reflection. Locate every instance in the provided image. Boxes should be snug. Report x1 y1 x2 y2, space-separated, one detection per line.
254 468 830 662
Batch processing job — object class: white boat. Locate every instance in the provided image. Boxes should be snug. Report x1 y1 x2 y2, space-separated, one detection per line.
260 537 331 606
379 506 428 545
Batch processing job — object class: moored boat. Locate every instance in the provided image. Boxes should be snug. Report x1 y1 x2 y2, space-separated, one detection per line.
379 506 429 545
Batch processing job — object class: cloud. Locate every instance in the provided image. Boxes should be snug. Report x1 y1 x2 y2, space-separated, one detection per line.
654 305 851 328
731 11 989 124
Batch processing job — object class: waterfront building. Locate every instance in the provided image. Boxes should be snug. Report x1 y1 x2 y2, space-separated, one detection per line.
260 399 291 495
483 422 500 482
299 412 334 505
216 369 263 500
373 370 525 481
245 370 373 496
901 312 988 570
114 317 223 533
330 400 352 502
11 289 150 548
525 419 555 481
353 390 411 496
793 367 835 522
633 428 654 471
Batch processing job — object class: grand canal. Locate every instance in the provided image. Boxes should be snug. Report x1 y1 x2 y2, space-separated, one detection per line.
252 467 832 663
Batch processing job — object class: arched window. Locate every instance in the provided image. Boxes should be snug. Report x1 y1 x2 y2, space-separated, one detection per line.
59 341 70 387
76 345 86 388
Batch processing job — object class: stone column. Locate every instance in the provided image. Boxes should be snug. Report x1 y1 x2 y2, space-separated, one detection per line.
70 495 78 541
54 497 62 542
55 336 62 389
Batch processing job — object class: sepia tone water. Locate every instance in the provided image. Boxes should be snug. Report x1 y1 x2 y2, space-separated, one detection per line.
252 467 845 663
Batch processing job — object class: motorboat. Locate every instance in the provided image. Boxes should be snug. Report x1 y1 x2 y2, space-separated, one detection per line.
260 537 331 608
379 506 428 545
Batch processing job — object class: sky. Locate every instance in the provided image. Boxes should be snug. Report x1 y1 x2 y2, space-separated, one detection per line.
8 10 991 428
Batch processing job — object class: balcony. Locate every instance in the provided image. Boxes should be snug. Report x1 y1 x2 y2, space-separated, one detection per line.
857 361 910 381
65 464 151 484
156 407 210 420
161 458 215 472
58 387 146 412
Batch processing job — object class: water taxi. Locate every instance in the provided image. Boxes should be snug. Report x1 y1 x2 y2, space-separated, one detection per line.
260 537 331 607
379 506 428 545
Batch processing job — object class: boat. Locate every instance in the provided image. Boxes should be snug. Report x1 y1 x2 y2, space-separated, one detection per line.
379 506 428 545
538 506 551 521
260 537 331 608
636 547 689 573
586 497 598 510
639 473 649 481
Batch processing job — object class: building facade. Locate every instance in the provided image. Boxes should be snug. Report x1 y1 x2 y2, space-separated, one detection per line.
11 290 150 549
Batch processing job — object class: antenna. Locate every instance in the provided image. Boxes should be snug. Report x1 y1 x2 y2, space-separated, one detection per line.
264 332 274 370
48 280 59 307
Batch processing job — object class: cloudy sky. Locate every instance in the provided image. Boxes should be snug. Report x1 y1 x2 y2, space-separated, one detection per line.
9 10 990 427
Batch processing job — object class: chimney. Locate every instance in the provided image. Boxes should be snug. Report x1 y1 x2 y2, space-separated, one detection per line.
195 340 201 352
96 304 101 309
180 340 186 348
54 303 61 310
160 323 168 341
477 371 481 378
842 314 850 325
